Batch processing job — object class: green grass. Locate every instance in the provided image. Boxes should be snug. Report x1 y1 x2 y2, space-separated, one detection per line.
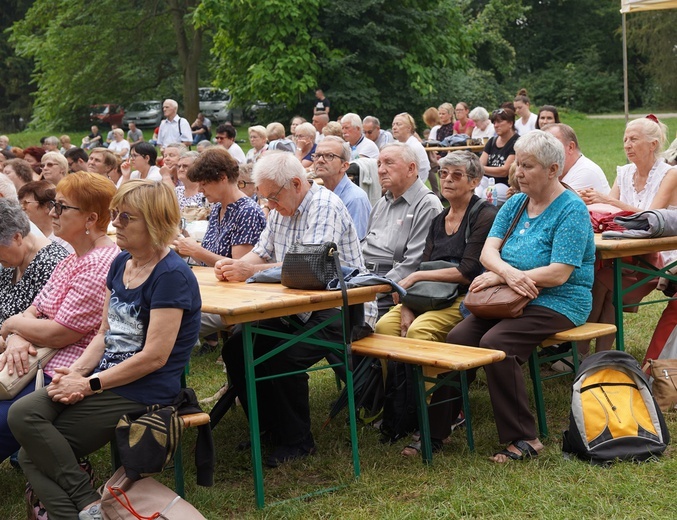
2 116 677 518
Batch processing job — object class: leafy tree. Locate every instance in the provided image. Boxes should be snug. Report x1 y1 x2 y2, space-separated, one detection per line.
10 0 207 128
200 0 473 122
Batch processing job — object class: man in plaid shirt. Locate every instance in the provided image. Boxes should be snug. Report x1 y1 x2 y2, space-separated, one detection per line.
216 151 366 467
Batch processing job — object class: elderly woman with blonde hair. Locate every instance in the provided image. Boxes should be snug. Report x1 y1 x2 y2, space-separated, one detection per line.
9 180 201 520
40 152 68 186
246 125 268 163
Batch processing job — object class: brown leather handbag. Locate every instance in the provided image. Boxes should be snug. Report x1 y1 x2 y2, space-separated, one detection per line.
464 197 530 320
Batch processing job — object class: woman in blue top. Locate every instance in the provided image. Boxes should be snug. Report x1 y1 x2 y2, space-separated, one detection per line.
9 180 201 520
428 131 595 462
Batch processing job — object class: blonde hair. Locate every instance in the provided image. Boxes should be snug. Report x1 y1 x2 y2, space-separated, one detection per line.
110 180 180 248
42 151 68 174
626 117 669 160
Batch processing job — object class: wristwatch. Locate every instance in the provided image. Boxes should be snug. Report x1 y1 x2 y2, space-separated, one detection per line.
89 376 103 394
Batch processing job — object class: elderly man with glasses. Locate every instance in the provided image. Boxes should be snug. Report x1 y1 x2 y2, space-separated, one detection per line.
214 151 368 467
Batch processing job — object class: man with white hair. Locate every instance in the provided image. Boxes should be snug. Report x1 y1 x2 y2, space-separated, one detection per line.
543 123 611 194
362 142 443 316
42 136 59 152
214 151 367 468
362 116 393 150
341 113 379 159
157 99 193 149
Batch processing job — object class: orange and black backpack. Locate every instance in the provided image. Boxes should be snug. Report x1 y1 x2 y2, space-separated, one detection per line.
563 350 670 463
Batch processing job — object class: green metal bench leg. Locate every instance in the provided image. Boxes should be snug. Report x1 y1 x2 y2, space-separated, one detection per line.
529 350 548 438
412 365 433 464
459 371 474 452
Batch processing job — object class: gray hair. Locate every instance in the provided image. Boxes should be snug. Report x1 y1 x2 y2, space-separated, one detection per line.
320 135 352 162
543 123 579 150
0 173 18 200
196 140 213 152
341 113 362 131
626 117 669 160
0 198 30 245
362 115 381 128
380 142 419 173
514 130 565 172
44 136 59 147
468 107 489 123
42 151 68 174
295 122 316 140
180 150 200 160
439 150 485 181
165 143 188 154
252 151 308 187
164 99 179 110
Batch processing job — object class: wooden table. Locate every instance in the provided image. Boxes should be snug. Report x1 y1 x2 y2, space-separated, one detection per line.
192 267 389 508
595 235 677 350
424 144 485 153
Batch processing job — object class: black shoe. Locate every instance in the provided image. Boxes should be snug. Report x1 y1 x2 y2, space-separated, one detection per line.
265 442 316 468
195 340 218 356
236 430 275 451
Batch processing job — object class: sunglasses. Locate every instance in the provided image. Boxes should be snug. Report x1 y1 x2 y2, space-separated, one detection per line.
237 180 255 189
48 200 81 216
438 169 467 182
110 209 140 228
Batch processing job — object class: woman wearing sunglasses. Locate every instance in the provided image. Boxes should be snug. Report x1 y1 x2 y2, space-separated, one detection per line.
9 180 201 520
0 171 119 465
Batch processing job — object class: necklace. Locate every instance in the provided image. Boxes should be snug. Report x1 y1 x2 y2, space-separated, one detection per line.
124 256 155 289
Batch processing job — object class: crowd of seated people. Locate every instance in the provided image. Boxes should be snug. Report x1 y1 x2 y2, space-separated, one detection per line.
1 91 676 519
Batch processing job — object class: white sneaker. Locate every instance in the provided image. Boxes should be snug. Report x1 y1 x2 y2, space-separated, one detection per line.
79 504 102 520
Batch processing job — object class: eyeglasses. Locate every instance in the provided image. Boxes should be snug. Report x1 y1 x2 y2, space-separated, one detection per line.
129 153 140 160
294 134 309 140
215 135 227 141
41 161 58 168
259 180 289 205
110 209 140 228
439 169 467 182
237 180 255 189
48 200 81 215
311 152 340 162
492 109 506 116
177 163 191 170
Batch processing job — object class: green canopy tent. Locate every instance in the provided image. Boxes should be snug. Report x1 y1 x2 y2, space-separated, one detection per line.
620 0 677 122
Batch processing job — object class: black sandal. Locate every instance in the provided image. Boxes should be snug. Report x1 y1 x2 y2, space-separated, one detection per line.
493 440 539 462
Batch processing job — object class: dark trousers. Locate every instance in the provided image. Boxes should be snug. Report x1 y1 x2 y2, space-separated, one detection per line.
222 309 343 446
429 305 574 444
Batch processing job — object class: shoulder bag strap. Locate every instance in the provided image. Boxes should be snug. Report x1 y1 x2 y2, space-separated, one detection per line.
499 196 529 252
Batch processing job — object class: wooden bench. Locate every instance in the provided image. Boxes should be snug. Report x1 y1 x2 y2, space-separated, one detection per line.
528 322 617 438
351 333 506 464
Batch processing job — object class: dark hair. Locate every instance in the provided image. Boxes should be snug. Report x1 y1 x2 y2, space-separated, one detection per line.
132 142 158 166
535 105 561 129
514 88 530 105
188 146 239 184
216 124 237 139
1 149 15 160
500 101 515 112
64 147 89 163
490 107 516 128
18 180 56 207
5 159 34 184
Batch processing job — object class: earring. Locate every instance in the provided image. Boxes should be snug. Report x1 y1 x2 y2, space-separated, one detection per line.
85 228 90 235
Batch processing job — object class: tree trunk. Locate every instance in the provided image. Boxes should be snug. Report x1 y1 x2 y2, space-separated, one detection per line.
168 0 202 122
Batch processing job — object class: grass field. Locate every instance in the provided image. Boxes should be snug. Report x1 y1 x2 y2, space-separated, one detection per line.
2 116 677 519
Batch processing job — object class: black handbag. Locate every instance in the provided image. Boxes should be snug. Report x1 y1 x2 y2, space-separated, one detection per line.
281 242 338 290
400 261 459 314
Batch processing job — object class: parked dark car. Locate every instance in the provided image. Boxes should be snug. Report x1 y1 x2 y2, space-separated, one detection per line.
122 100 163 129
89 104 125 127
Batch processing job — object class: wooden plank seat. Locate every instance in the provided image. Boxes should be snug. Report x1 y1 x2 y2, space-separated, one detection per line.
111 411 211 498
351 334 506 464
528 322 617 438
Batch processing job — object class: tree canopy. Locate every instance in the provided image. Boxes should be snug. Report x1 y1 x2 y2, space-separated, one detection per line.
3 0 676 130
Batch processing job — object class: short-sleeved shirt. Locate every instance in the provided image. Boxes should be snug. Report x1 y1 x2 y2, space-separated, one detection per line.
97 250 201 405
127 128 143 143
422 196 497 292
0 242 69 327
314 98 330 113
453 119 476 135
489 191 595 325
175 185 205 210
201 196 266 261
483 133 519 185
333 174 371 240
32 245 120 377
252 181 365 270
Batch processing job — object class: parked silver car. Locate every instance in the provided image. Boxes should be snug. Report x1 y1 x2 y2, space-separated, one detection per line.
199 88 244 125
122 100 163 129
